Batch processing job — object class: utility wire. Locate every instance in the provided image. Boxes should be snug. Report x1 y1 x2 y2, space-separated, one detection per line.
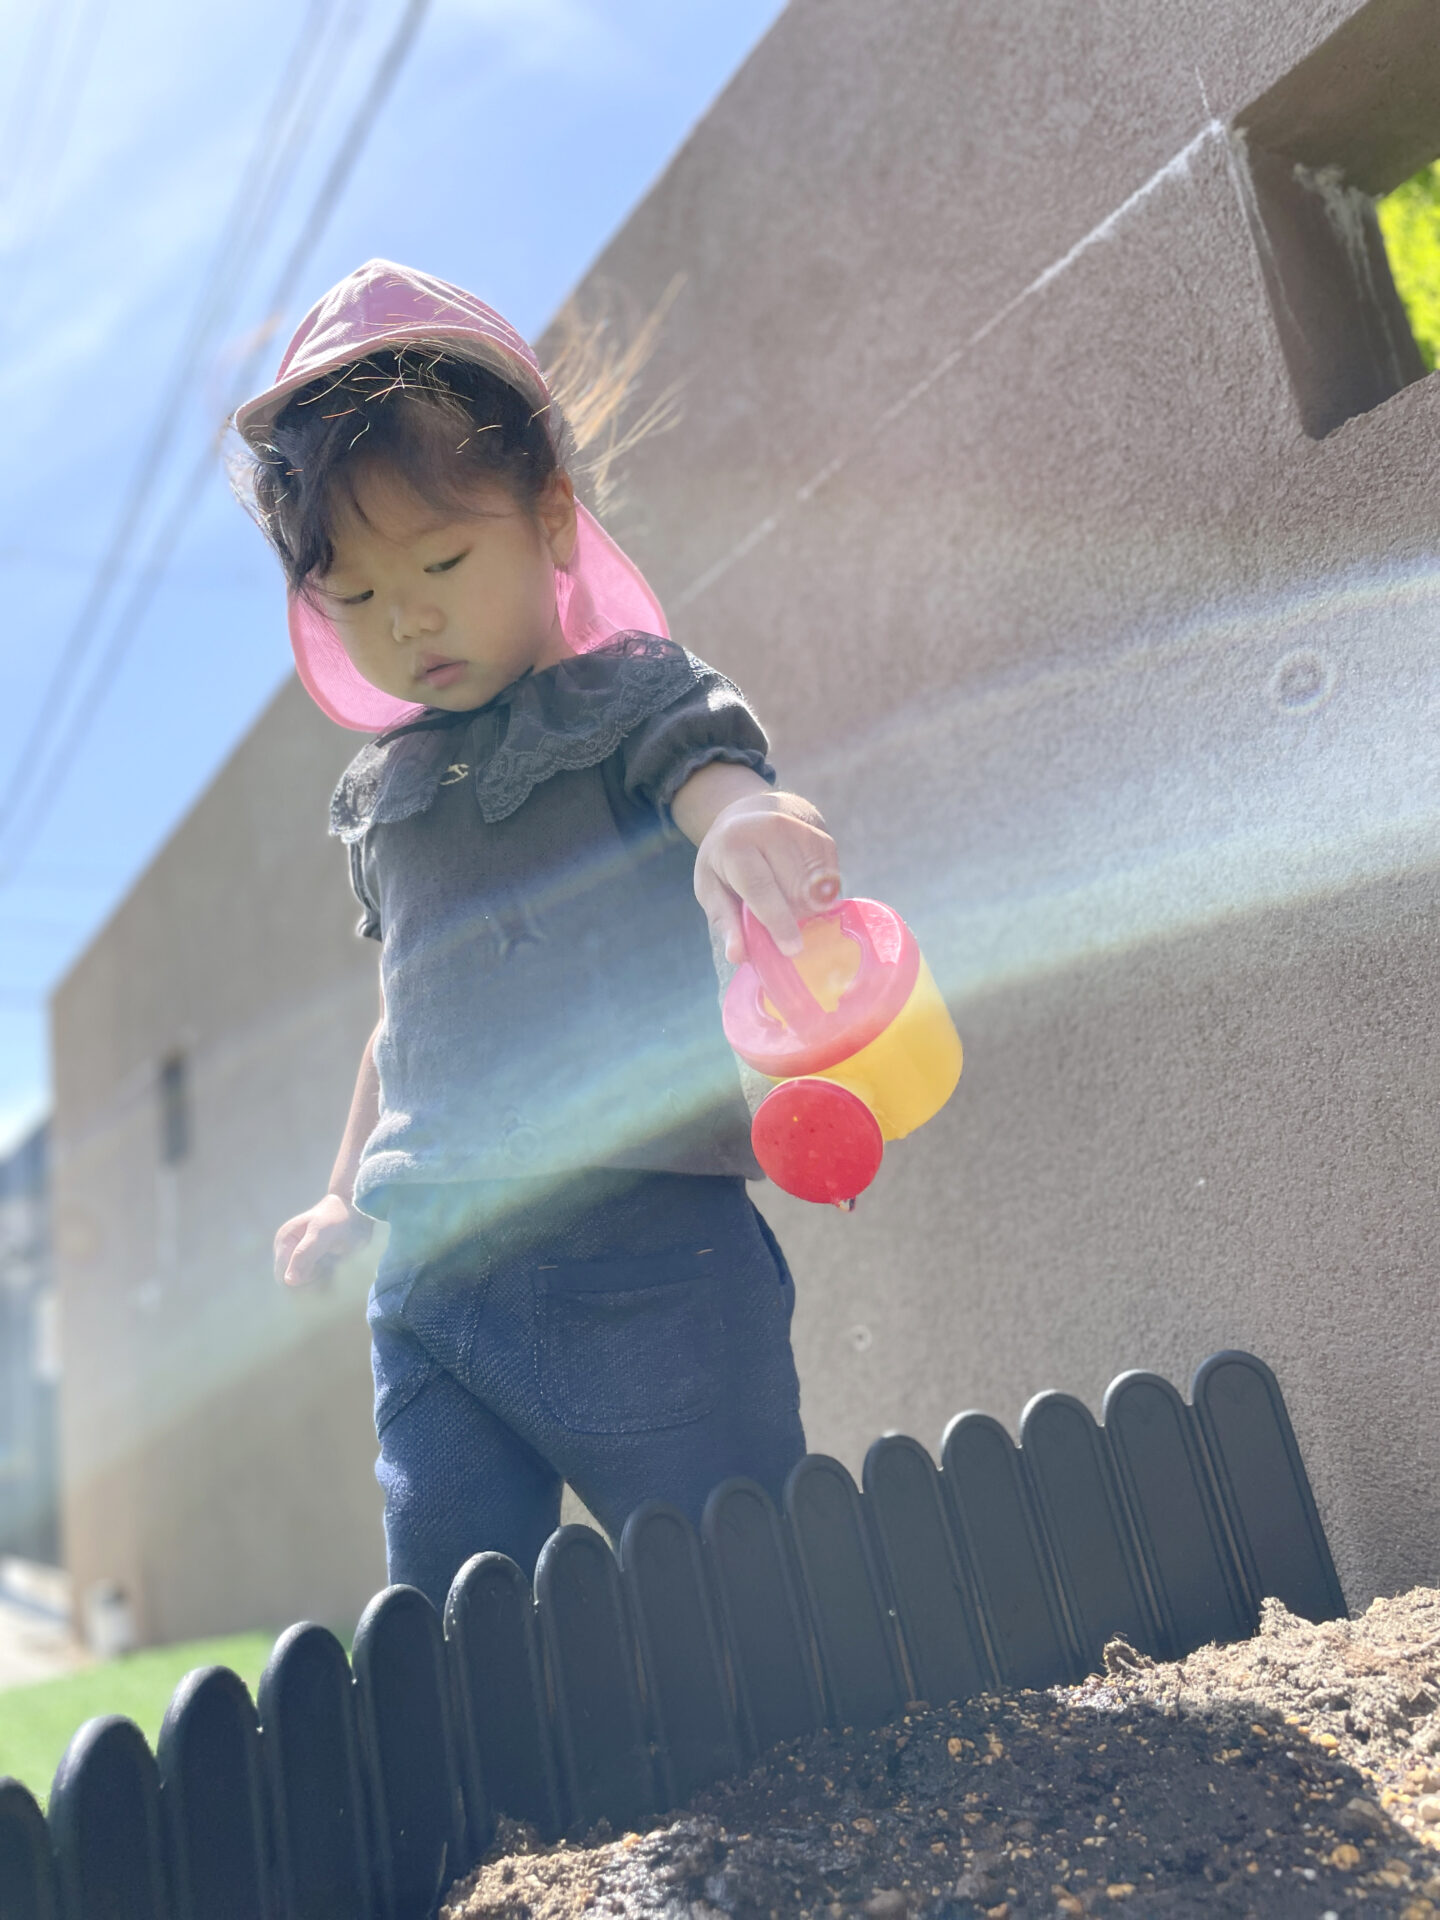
0 0 433 882
0 0 109 220
0 0 350 867
0 0 113 337
0 0 339 838
187 0 368 405
0 0 65 210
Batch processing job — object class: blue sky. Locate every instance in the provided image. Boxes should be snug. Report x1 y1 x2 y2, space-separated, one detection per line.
0 0 788 1151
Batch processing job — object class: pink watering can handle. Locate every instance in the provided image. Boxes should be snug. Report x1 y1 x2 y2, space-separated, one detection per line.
725 895 922 1079
739 901 873 1042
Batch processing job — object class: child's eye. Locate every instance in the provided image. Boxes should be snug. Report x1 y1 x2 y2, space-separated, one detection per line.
327 587 372 606
425 551 468 574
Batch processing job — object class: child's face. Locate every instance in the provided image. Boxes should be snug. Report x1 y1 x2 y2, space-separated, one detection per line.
315 465 578 710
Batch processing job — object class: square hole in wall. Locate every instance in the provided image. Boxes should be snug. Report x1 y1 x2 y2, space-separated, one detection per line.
1234 0 1440 436
158 1053 190 1166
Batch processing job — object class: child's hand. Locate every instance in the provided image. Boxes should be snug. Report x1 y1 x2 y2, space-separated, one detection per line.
273 1193 373 1289
693 789 841 963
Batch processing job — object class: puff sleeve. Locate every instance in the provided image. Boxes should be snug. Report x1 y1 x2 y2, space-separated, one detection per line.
619 658 776 820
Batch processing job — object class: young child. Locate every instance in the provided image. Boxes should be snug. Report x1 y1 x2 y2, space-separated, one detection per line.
233 261 840 1610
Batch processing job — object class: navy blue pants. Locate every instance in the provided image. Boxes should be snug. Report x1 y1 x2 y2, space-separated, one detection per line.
366 1172 806 1611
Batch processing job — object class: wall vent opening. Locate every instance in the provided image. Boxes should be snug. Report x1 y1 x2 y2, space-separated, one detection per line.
1234 0 1440 437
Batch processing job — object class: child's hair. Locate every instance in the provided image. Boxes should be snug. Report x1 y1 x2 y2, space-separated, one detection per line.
238 277 683 598
244 350 557 595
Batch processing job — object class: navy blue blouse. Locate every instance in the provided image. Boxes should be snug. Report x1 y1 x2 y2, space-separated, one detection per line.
329 633 773 1208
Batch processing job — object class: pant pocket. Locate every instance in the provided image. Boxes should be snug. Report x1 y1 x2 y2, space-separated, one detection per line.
368 1273 439 1437
400 1269 494 1386
535 1247 723 1435
370 1326 442 1438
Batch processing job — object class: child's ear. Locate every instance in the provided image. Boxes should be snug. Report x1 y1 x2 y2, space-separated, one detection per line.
538 471 578 567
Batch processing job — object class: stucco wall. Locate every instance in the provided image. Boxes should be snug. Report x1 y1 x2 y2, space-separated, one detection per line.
553 0 1440 1608
51 681 387 1642
50 0 1440 1636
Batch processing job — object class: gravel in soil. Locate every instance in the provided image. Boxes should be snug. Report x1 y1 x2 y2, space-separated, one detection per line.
442 1586 1440 1919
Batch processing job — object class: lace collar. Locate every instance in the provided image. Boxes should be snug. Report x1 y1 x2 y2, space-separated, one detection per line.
329 632 698 842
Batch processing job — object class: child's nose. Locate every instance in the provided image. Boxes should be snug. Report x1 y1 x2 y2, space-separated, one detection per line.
390 596 442 643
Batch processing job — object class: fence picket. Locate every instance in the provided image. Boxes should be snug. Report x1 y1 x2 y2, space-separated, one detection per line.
1020 1392 1163 1669
618 1502 742 1807
862 1434 992 1706
156 1666 271 1920
49 1716 171 1920
1191 1351 1346 1623
1104 1370 1255 1654
941 1413 1078 1688
0 1777 57 1920
535 1526 653 1832
353 1587 467 1919
785 1455 908 1730
258 1624 374 1920
701 1478 824 1756
445 1552 558 1844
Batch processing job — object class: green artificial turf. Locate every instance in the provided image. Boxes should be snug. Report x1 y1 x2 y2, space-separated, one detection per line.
0 1630 278 1807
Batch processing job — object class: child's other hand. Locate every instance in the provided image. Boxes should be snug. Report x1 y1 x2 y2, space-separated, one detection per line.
694 790 841 963
273 1193 373 1289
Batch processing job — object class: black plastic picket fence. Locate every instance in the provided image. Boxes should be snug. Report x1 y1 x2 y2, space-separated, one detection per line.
0 1349 1344 1920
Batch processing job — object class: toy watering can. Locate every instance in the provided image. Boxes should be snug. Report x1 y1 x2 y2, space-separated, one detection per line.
722 898 962 1205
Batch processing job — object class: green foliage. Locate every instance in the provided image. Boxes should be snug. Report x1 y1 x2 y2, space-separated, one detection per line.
1379 159 1440 372
0 1629 277 1807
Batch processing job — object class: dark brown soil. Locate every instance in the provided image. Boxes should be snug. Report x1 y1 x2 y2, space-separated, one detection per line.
442 1587 1440 1920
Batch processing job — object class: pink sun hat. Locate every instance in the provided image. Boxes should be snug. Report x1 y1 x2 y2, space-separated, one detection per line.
233 258 669 733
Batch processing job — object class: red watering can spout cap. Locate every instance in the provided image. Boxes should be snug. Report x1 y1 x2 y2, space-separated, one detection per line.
751 1079 884 1205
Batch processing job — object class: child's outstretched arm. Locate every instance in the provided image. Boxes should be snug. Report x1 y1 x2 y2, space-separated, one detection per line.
672 761 841 963
272 1013 382 1288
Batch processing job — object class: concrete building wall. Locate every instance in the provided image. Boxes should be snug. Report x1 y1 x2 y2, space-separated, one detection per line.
565 0 1439 1611
51 0 1440 1636
51 685 387 1643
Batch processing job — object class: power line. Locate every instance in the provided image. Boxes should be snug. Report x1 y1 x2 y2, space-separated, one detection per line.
0 0 339 836
185 0 369 396
0 0 112 328
0 0 433 882
0 0 341 844
0 0 65 210
4 0 109 209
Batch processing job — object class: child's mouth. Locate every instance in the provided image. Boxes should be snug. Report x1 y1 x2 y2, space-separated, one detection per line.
417 656 467 688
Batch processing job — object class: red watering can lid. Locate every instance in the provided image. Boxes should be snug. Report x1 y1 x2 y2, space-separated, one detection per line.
751 1078 884 1204
722 897 920 1080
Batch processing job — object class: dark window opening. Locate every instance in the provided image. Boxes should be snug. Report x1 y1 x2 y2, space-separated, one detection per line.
159 1053 190 1165
1235 0 1440 437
